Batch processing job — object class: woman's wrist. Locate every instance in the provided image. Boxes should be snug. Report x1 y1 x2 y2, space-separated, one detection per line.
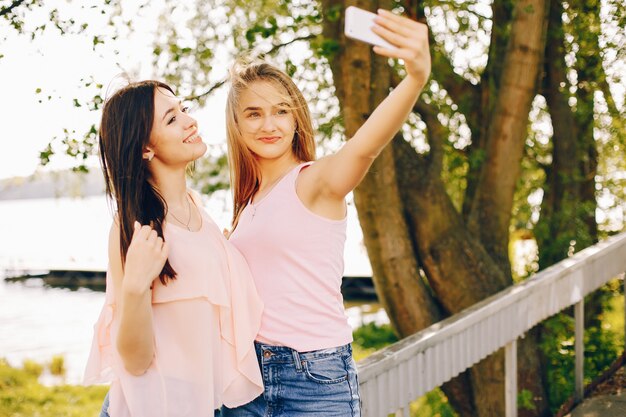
405 72 428 91
121 277 153 297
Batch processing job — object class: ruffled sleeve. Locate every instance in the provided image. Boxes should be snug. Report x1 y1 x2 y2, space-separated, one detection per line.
215 230 264 406
83 273 116 385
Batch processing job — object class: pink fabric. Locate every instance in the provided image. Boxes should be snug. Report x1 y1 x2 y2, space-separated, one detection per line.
84 201 263 416
229 162 353 352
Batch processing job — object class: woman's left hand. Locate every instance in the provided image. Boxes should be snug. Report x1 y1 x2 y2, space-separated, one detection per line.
372 9 431 88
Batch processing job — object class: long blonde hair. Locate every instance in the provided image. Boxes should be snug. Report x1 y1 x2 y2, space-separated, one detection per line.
226 60 316 227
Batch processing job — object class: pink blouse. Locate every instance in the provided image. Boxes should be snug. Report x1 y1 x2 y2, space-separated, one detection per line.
84 202 263 416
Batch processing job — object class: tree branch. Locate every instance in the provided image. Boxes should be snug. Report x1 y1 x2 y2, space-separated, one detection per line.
186 34 318 102
185 79 227 102
599 76 622 119
483 0 513 90
469 0 549 273
264 33 317 56
413 100 445 173
432 45 480 106
402 0 479 120
0 0 25 18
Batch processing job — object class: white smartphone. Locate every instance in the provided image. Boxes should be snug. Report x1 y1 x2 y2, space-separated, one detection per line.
344 6 397 50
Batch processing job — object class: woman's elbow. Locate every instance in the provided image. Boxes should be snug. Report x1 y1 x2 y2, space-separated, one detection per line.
121 354 152 375
124 363 150 376
117 342 153 375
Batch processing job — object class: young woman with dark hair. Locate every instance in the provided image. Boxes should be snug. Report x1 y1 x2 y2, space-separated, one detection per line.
84 80 263 417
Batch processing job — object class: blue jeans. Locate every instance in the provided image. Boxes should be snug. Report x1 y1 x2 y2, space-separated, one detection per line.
99 392 109 417
222 342 361 417
99 391 221 416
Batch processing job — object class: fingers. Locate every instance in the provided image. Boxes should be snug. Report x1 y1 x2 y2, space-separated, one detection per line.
132 223 157 241
148 229 159 244
371 9 428 50
123 222 169 291
373 45 405 59
160 240 169 259
375 9 424 38
130 223 166 253
369 8 431 83
371 24 407 49
132 223 151 241
132 220 141 239
377 9 424 29
373 45 426 63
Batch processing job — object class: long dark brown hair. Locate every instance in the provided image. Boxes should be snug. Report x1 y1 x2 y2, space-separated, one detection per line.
99 80 177 284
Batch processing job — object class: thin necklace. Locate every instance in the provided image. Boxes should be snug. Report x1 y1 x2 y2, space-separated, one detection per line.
168 194 192 231
251 165 296 219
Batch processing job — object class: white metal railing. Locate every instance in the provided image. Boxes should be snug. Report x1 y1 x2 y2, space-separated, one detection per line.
356 232 626 417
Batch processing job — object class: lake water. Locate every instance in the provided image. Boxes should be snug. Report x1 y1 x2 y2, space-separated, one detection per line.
0 195 384 384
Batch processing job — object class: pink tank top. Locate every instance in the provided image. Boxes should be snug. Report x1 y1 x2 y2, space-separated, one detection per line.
229 162 353 352
84 195 263 416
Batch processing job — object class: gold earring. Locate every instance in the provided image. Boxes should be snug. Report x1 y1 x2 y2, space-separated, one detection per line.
148 154 154 162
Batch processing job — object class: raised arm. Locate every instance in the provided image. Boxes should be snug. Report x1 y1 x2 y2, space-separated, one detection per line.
309 9 430 200
111 221 168 375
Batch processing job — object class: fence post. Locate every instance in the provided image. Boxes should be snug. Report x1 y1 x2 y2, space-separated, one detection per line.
574 299 584 402
395 407 410 417
505 340 517 417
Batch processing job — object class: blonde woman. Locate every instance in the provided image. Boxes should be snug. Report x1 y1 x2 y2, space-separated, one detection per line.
222 9 430 417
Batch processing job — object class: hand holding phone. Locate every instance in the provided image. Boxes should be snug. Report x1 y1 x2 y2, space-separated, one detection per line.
345 7 430 86
344 6 397 50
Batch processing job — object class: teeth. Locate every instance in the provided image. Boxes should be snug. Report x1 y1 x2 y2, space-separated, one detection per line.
184 134 198 143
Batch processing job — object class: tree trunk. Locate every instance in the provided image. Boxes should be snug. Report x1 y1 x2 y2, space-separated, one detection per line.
321 0 550 415
321 1 477 415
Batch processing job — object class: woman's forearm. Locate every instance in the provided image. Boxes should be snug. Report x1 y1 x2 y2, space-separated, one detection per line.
116 283 155 375
350 75 425 159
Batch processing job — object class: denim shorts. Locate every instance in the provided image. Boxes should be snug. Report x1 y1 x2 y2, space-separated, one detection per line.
222 342 361 417
100 393 109 417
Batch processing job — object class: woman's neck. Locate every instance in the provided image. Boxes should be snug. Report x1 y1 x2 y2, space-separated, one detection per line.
257 154 300 189
150 170 189 208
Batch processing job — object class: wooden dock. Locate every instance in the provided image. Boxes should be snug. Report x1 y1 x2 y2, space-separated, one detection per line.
2 266 375 299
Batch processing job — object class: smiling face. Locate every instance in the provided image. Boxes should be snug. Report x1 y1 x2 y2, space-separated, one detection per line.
146 87 207 167
236 81 297 162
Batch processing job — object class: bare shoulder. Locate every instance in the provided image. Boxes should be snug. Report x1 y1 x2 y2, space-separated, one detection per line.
108 215 121 249
296 156 346 215
296 157 330 192
295 159 320 202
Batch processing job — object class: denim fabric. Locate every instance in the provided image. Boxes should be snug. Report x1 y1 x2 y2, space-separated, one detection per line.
222 342 361 417
99 392 110 417
98 390 221 416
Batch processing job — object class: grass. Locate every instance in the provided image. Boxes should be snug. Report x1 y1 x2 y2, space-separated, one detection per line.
0 357 107 417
